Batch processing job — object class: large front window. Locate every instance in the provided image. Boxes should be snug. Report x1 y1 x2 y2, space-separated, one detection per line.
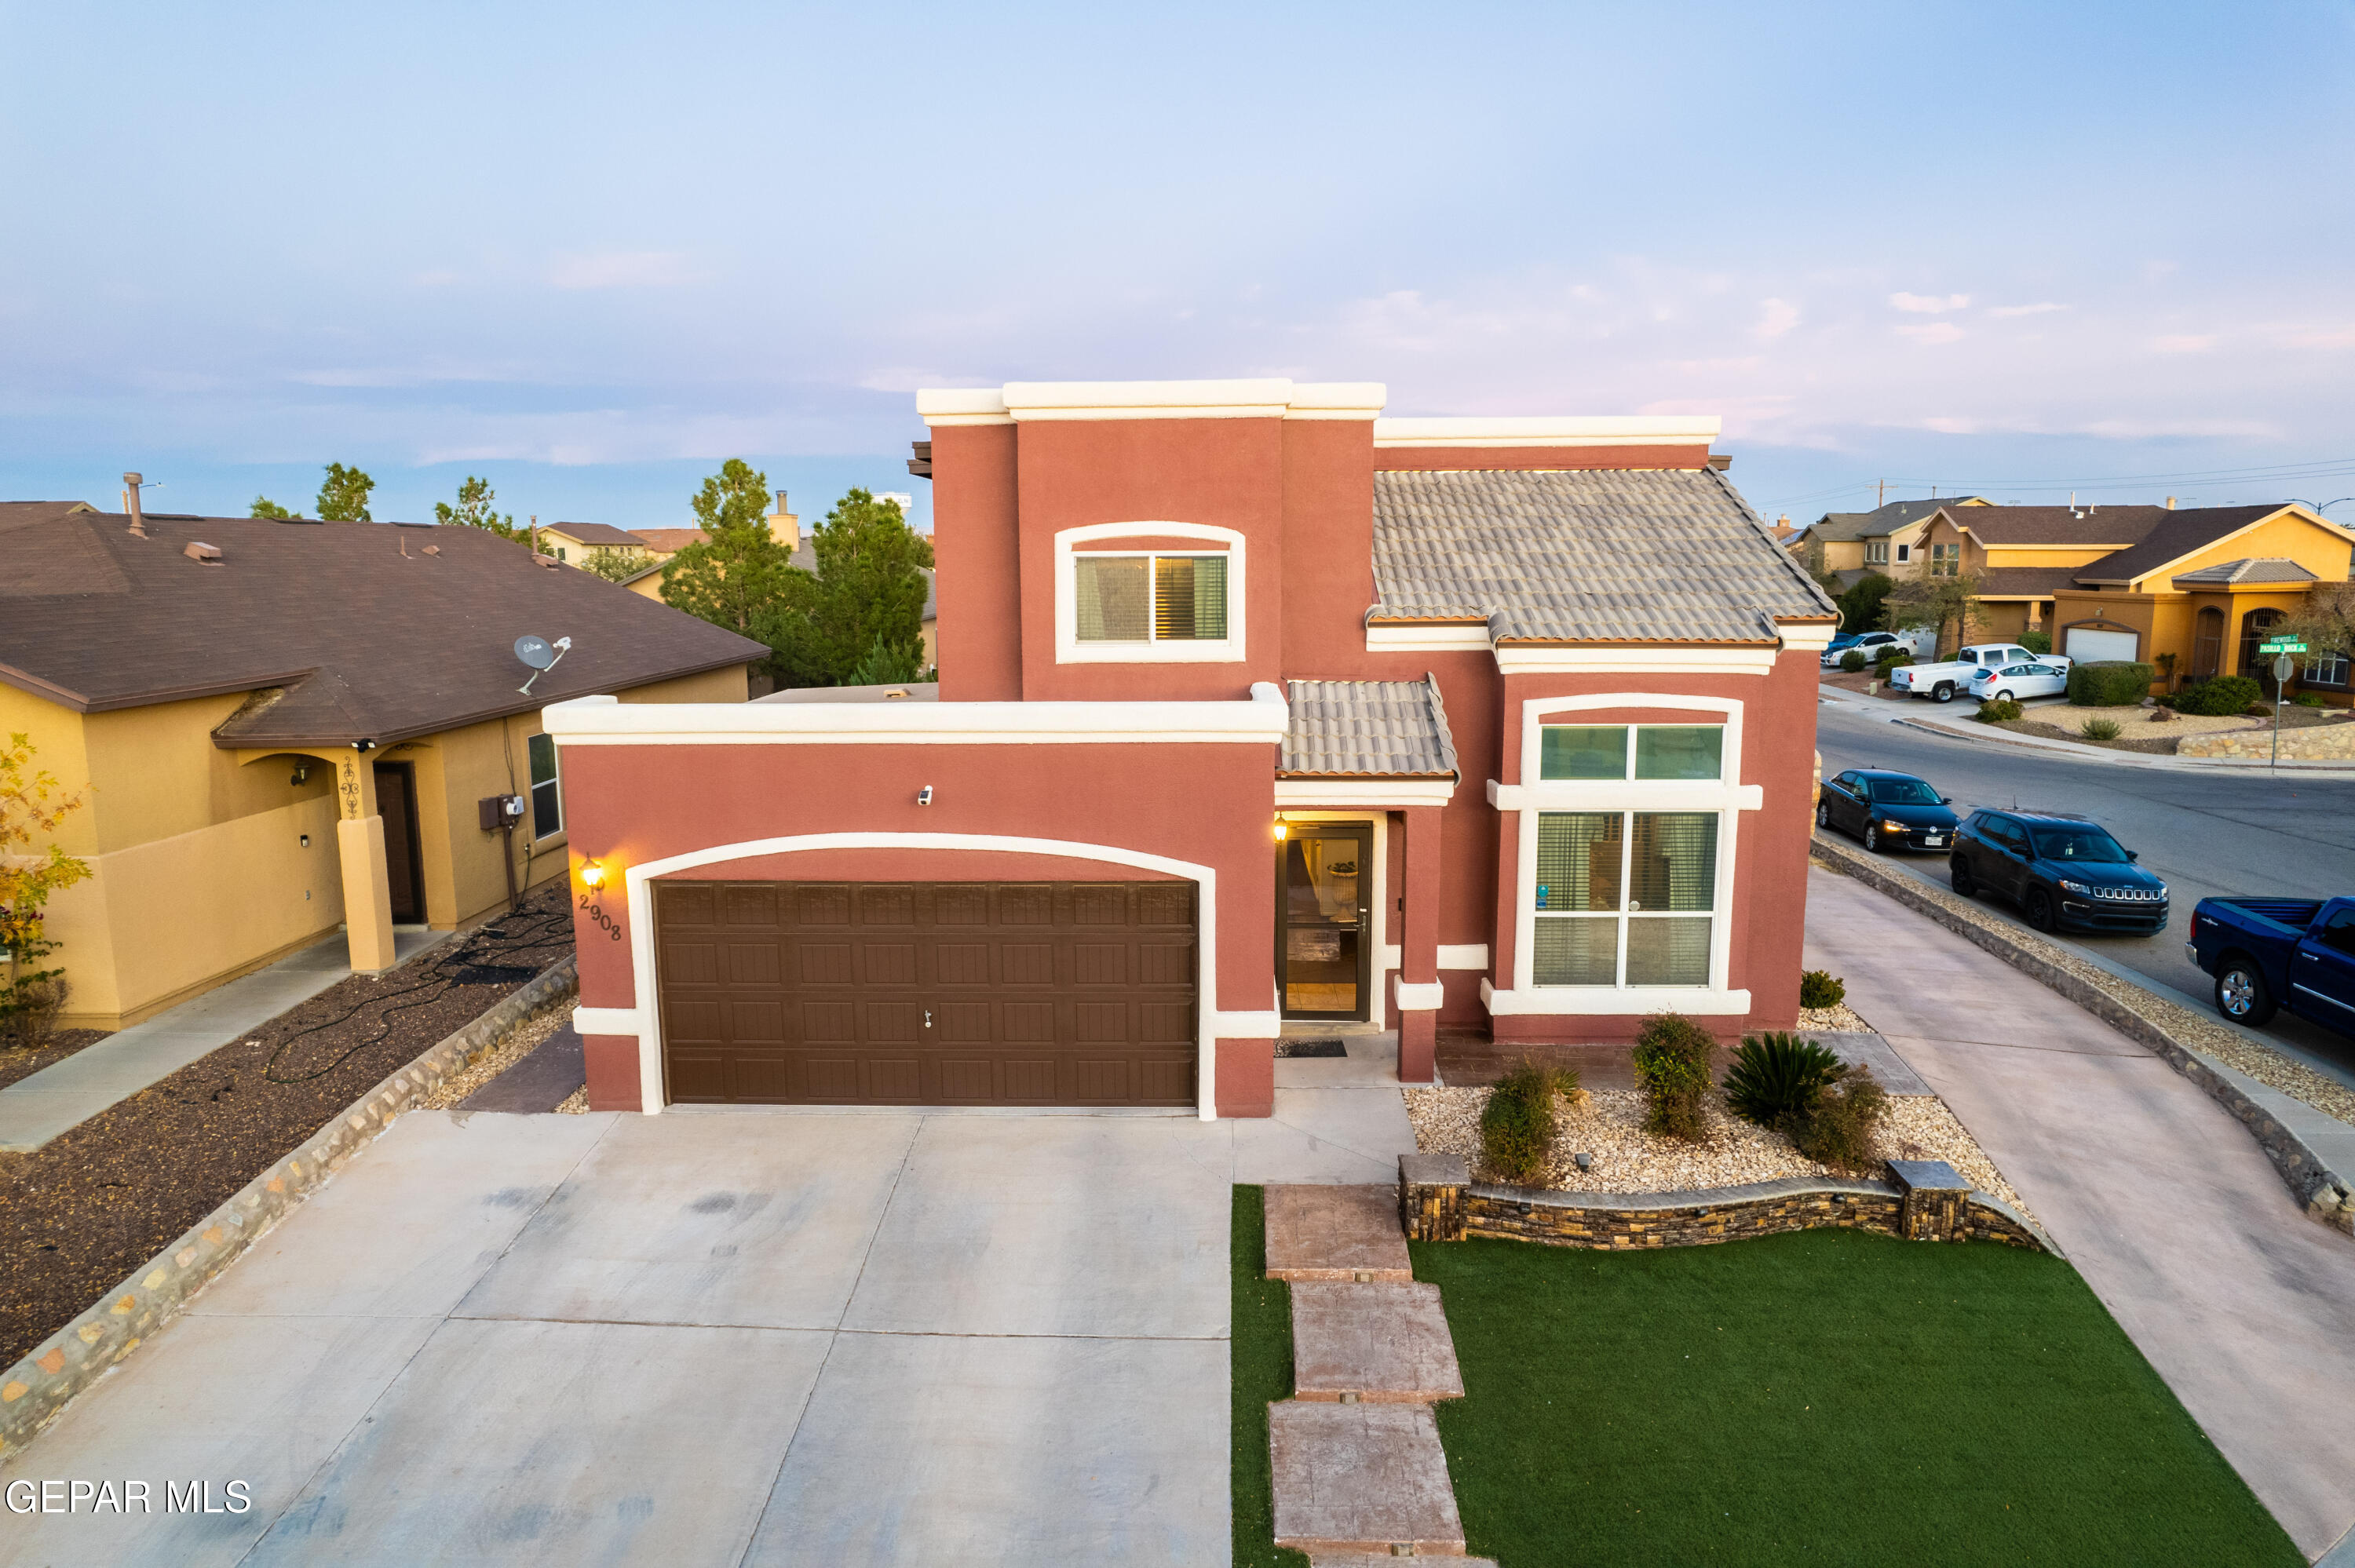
1073 554 1228 643
1532 811 1718 986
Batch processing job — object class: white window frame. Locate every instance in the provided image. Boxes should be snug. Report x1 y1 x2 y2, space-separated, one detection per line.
1054 522 1246 664
1865 542 1888 564
1894 542 1911 563
1483 695 1761 1016
528 731 564 840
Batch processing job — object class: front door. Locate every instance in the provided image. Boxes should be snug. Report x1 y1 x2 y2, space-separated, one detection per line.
372 762 427 925
1278 823 1372 1020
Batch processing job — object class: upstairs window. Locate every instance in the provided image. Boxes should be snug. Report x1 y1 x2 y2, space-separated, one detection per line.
1539 724 1724 782
1865 542 1889 564
1074 553 1228 643
1928 542 1962 577
1894 542 1912 563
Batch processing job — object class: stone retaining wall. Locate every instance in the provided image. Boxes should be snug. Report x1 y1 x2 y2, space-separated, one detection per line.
1398 1155 2053 1254
0 955 579 1459
2178 722 2355 761
1811 831 2354 1237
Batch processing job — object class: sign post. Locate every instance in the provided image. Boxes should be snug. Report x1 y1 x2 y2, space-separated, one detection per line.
2261 641 2306 768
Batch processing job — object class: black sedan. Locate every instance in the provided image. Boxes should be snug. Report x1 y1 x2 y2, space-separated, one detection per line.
1948 810 2168 935
1816 768 1962 853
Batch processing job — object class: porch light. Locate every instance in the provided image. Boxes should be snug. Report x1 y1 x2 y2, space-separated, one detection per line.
579 859 607 892
1272 816 1288 842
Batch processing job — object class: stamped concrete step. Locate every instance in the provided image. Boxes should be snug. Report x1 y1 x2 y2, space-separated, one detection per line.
1265 1183 1412 1282
1309 1555 1499 1566
1291 1282 1464 1403
1270 1400 1465 1557
1300 1544 1498 1554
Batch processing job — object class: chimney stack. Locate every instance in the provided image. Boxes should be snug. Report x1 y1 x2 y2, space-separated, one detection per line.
768 490 799 552
2166 496 2177 509
123 472 147 537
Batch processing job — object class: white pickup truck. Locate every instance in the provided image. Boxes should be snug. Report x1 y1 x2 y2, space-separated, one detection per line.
1886 642 2070 703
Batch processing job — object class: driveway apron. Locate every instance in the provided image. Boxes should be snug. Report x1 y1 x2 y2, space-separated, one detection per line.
1806 865 2355 1558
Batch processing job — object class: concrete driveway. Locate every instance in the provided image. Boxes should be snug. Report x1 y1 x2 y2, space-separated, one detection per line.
1806 866 2355 1561
1 1074 1411 1566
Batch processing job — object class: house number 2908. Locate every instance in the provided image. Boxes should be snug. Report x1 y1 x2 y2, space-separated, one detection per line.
578 895 623 940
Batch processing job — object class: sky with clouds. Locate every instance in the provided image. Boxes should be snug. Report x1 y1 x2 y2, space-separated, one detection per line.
4 1 2351 531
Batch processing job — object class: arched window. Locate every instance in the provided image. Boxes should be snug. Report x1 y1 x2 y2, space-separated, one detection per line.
2238 607 2286 687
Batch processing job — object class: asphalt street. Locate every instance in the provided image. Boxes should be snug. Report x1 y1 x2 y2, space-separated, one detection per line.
1813 689 2355 1089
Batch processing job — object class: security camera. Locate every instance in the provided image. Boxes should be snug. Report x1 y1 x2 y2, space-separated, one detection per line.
353 738 377 753
916 786 934 806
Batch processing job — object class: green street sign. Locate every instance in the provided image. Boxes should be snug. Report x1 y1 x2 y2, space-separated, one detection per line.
2260 640 2308 653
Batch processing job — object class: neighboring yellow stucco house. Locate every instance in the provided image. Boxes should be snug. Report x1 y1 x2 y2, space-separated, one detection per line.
0 501 765 1030
1788 496 1988 585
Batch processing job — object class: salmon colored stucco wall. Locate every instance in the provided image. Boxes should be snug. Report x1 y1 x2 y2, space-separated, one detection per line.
932 423 1022 701
556 737 1283 1114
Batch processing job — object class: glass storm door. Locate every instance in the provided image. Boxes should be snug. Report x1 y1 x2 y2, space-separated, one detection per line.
1280 824 1372 1019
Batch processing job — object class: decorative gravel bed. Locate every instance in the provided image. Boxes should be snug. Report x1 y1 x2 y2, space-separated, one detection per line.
1798 1002 1871 1034
1814 840 2355 1131
421 1003 575 1110
0 884 575 1369
1405 1085 2029 1215
554 1085 592 1114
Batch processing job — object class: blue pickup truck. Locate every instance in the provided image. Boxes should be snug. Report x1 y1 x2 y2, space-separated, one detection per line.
2189 896 2355 1030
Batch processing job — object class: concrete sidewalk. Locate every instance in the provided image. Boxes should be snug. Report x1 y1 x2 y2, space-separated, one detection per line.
0 928 446 1152
0 1075 1415 1566
1806 866 2355 1559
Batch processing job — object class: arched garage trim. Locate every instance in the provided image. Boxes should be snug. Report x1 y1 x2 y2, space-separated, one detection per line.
605 833 1237 1120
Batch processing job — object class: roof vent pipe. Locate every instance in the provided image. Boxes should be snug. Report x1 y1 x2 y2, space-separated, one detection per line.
123 472 147 537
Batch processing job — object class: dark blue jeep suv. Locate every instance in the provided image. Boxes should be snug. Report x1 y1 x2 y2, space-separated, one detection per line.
1948 811 2168 935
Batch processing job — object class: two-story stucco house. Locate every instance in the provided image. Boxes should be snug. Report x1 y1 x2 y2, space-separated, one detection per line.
549 379 1838 1118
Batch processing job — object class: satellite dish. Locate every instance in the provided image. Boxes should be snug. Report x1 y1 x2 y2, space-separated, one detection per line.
513 633 574 695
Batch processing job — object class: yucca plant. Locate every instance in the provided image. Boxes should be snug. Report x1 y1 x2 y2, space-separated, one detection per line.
1723 1032 1846 1129
2079 717 2123 742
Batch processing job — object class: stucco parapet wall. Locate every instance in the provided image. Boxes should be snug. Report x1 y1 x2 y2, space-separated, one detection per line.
1371 414 1721 449
0 955 580 1459
1811 831 2355 1239
541 682 1291 746
915 380 1388 425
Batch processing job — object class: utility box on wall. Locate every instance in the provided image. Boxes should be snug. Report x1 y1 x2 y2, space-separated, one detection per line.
477 794 527 832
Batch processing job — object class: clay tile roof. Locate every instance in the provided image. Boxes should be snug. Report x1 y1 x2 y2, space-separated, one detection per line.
2169 556 2319 586
0 510 767 745
1370 469 1835 643
1280 675 1459 778
630 527 709 555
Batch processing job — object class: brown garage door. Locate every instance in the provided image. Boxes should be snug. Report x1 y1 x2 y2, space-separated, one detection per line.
655 880 1198 1107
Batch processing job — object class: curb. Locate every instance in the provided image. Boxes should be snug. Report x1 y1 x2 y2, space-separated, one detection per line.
0 954 581 1458
1821 688 2355 776
1809 833 2355 1238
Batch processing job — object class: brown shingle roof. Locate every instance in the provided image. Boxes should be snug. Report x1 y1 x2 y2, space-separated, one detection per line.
1975 567 2083 598
0 511 766 746
1944 505 2171 546
540 520 647 548
630 527 708 555
2169 556 2319 586
2070 506 2290 583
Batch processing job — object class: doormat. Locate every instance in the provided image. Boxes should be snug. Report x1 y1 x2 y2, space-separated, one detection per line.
1276 1039 1349 1059
452 964 542 986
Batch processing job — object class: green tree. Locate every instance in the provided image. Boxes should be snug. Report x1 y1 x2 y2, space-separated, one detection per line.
1884 570 1982 658
1837 571 1895 633
845 631 928 686
769 490 936 687
660 458 801 648
579 551 644 583
316 462 375 522
433 475 522 541
250 494 298 520
0 733 92 1048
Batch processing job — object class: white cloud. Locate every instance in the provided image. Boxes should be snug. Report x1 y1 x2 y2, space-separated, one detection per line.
2151 334 2218 353
1889 292 1970 314
1895 322 1966 345
548 250 705 290
1988 301 2066 318
1754 298 1800 339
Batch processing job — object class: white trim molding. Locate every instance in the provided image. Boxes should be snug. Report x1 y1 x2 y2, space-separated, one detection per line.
1274 779 1455 808
1437 944 1489 970
1776 621 1841 653
1373 415 1720 449
1365 622 1491 652
570 1005 641 1037
1483 978 1753 1016
542 684 1288 746
1053 522 1247 665
918 379 1387 426
1207 1010 1282 1038
609 833 1236 1121
1393 978 1445 1012
1494 645 1777 676
1502 693 1753 1014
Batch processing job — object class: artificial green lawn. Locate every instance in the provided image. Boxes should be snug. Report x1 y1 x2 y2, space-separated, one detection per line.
1232 1186 1311 1568
1409 1228 2298 1567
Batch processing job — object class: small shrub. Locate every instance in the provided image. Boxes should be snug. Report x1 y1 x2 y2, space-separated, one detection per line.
2245 702 2274 718
1798 968 1846 1009
1724 1033 1846 1129
1480 1059 1576 1184
1875 645 1912 668
0 974 68 1051
1838 648 1866 673
2079 717 2123 742
2018 629 2053 655
2294 691 2328 708
2174 675 2263 716
1974 698 2023 724
1791 1068 1890 1176
1631 1012 1715 1143
2067 661 2156 707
